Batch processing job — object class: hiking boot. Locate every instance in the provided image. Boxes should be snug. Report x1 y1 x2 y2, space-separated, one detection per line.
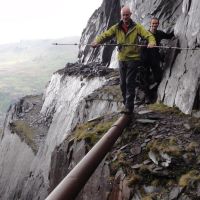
134 99 144 106
119 107 132 115
144 97 151 104
127 112 136 126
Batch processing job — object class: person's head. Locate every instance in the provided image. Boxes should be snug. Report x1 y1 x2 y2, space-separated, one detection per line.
121 6 132 25
150 17 159 32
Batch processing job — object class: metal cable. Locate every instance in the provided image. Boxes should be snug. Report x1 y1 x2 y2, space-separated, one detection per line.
52 42 200 51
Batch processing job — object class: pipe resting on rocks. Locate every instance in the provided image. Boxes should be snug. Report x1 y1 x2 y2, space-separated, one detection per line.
45 114 131 200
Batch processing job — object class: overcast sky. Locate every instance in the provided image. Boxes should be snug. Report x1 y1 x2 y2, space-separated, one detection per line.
0 0 102 44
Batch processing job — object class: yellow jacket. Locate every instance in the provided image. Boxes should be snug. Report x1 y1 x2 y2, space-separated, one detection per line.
95 20 156 61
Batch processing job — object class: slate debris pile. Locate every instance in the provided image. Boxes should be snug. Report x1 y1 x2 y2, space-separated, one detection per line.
106 107 200 200
56 62 116 79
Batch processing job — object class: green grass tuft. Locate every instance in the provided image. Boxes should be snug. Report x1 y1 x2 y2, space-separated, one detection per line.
148 103 183 115
10 120 37 154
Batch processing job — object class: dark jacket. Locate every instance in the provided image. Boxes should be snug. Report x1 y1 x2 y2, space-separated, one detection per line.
152 30 174 46
141 30 174 61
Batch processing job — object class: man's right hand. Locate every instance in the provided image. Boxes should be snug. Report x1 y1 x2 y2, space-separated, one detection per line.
147 43 156 48
91 41 99 48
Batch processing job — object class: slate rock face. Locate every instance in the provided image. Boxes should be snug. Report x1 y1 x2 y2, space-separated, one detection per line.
158 0 200 114
78 0 121 65
79 0 200 114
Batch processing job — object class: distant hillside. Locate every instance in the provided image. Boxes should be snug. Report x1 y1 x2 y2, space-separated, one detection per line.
0 36 80 125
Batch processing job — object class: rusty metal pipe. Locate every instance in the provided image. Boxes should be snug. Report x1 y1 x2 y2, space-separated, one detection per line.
45 114 131 200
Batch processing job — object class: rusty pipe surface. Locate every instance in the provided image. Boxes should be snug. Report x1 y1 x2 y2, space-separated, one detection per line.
45 114 131 200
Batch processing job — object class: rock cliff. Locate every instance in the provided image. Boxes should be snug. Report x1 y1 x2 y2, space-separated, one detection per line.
0 0 200 199
0 62 122 199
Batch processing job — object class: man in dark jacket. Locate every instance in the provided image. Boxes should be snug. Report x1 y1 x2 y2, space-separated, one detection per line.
142 17 174 102
92 6 156 115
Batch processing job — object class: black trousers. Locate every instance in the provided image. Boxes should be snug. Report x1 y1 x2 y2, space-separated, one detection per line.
119 60 140 112
142 49 163 84
145 58 162 83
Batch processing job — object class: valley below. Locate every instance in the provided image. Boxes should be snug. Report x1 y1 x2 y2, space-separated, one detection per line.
0 36 79 127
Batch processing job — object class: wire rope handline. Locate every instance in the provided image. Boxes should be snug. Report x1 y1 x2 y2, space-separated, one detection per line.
52 42 200 51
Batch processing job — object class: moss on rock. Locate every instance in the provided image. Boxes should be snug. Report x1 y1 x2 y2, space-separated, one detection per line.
10 120 37 153
148 103 183 115
73 114 118 147
147 137 182 157
179 170 200 188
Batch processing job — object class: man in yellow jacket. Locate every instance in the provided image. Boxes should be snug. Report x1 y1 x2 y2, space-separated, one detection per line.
92 6 156 115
